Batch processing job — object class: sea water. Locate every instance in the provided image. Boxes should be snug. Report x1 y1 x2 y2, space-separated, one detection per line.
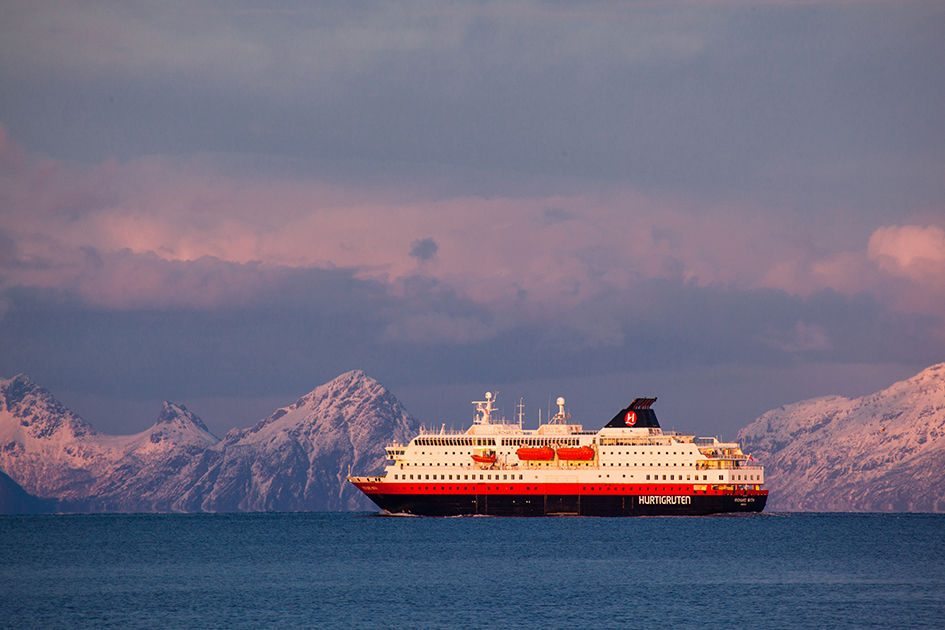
1 512 943 630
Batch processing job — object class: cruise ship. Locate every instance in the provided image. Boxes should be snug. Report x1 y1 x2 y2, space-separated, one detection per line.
348 393 767 516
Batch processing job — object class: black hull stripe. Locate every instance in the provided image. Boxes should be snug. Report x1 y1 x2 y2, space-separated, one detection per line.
363 492 767 517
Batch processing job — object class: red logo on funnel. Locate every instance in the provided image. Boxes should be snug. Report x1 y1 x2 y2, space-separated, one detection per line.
625 411 637 426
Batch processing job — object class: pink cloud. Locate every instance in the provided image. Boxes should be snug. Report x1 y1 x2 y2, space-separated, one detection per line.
761 222 945 331
868 224 945 271
1 127 943 341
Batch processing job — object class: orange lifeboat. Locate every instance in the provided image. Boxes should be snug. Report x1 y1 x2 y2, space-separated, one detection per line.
556 446 595 461
516 446 554 461
471 451 497 464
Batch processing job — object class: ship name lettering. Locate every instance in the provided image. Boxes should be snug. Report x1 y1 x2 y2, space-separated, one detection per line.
638 495 691 505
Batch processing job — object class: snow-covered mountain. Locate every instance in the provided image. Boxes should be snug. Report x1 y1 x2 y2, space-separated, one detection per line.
738 363 945 512
12 363 940 514
170 369 419 512
0 370 419 513
0 375 221 510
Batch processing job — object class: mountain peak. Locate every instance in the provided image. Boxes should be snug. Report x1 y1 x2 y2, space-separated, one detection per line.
156 401 212 433
147 401 219 446
232 370 411 451
335 369 370 382
1 374 41 409
0 374 95 440
274 370 387 416
324 370 383 389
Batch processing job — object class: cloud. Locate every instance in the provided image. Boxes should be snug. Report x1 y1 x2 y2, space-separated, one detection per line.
762 321 832 353
1 123 943 407
868 224 945 272
4 270 940 405
2 142 943 333
761 222 945 329
409 237 438 261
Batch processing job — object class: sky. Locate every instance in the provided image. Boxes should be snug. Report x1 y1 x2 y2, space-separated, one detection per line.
1 0 943 439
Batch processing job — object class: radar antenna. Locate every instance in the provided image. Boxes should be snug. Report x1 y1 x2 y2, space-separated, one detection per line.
549 397 571 425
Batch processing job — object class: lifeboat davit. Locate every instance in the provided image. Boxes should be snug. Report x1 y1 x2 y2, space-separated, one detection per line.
556 446 595 461
471 451 497 464
516 446 555 461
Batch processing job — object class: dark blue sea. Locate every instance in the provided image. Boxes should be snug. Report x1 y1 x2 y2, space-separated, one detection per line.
1 512 943 630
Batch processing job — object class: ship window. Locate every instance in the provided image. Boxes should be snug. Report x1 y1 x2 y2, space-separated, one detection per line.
480 475 484 480
503 475 507 480
519 475 523 480
394 475 398 479
670 475 674 480
646 475 650 480
663 475 666 480
410 475 414 480
687 475 690 480
703 475 707 480
719 475 724 481
426 475 430 480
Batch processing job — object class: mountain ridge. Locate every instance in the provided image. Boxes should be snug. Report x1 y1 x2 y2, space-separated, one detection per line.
738 362 945 512
0 370 419 512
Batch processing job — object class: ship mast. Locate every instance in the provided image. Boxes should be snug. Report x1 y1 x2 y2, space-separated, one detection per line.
473 392 496 425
